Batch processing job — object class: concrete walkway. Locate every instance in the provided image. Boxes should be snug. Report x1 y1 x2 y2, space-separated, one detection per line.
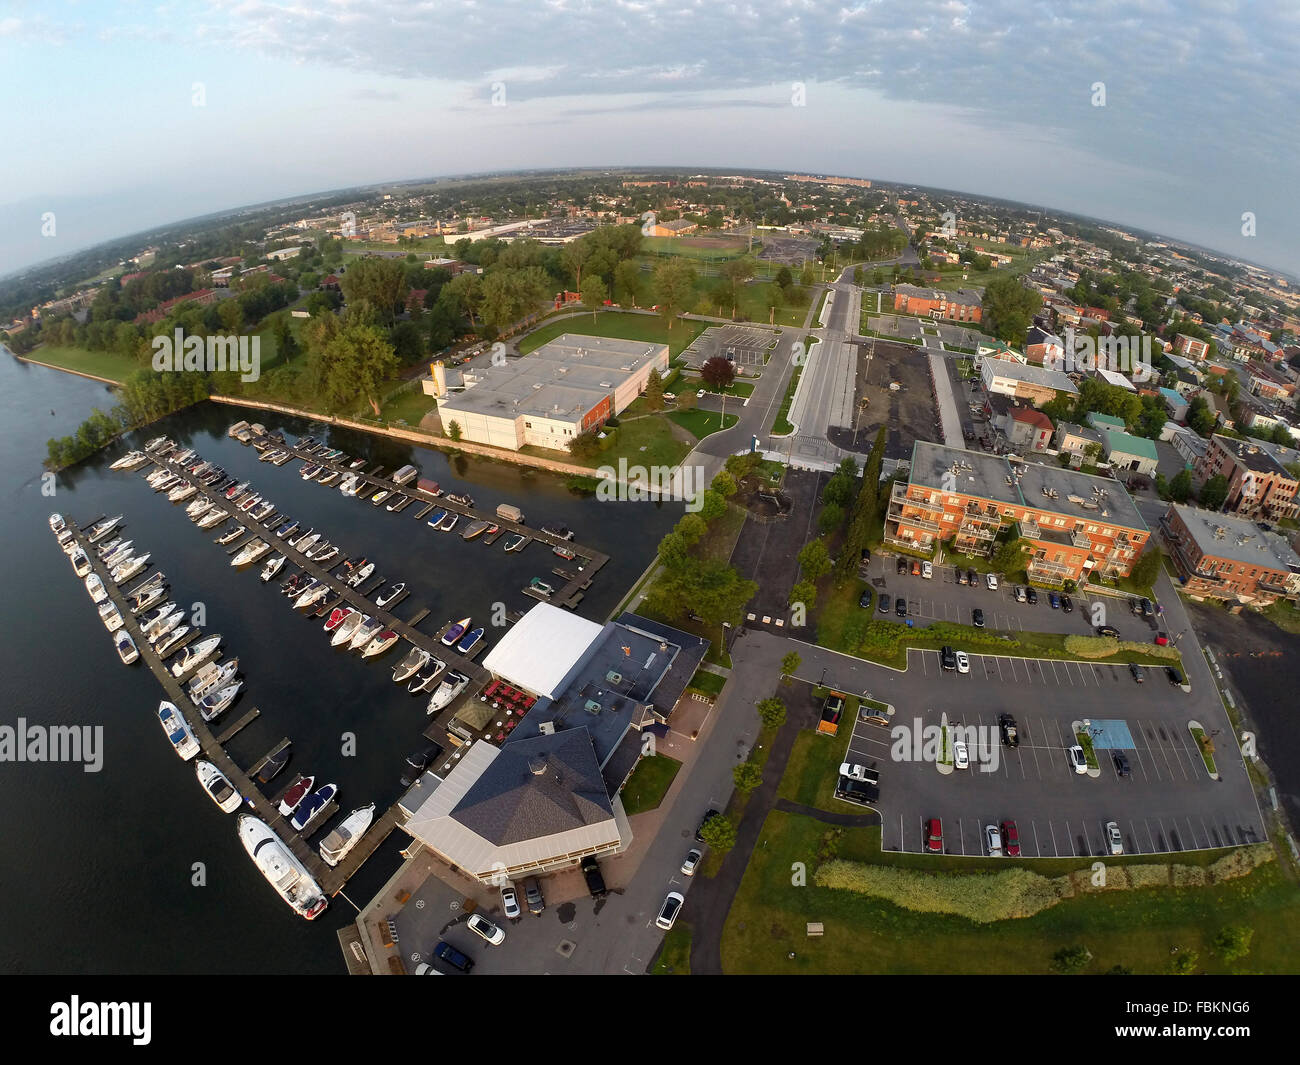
928 350 964 447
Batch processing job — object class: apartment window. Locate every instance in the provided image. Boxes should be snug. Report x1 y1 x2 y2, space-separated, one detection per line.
525 421 532 428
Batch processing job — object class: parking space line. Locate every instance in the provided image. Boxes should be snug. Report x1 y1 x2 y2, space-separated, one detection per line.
1030 820 1043 857
1047 820 1059 856
1079 820 1094 857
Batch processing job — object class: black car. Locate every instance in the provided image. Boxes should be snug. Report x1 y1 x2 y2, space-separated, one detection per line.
858 589 873 609
878 590 891 613
1165 666 1185 686
895 596 907 618
1097 624 1121 639
1139 597 1155 617
896 557 908 575
1060 595 1073 613
967 568 978 587
940 645 957 670
524 877 546 915
696 809 722 843
1129 662 1146 683
1113 751 1131 777
432 940 474 974
998 713 1019 748
956 567 968 585
580 856 608 900
972 608 985 628
1025 587 1038 605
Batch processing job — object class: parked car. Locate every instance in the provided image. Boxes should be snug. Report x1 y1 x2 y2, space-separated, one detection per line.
1060 594 1073 613
955 650 970 674
696 809 722 843
956 567 968 585
1166 666 1184 686
895 596 907 618
580 856 608 900
1106 821 1124 856
858 588 873 609
681 849 702 877
921 560 933 579
897 557 908 575
1097 624 1121 639
953 739 969 770
524 878 546 915
1014 585 1027 602
1067 745 1088 774
967 568 978 587
1154 631 1169 646
972 607 985 628
432 940 474 974
655 891 685 930
500 883 521 920
1129 662 1146 683
1048 592 1060 609
466 912 506 945
1025 587 1038 605
985 572 999 591
926 818 943 852
985 824 1003 857
1001 819 1021 857
697 389 706 399
940 645 957 670
910 559 921 576
835 774 875 806
878 590 891 613
1139 597 1155 617
1113 751 1131 777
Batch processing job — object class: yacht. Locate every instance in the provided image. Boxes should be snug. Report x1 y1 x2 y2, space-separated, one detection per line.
319 804 376 867
170 634 220 677
158 701 201 761
186 497 213 520
260 555 287 582
349 616 385 652
130 585 167 614
275 519 300 540
392 647 429 684
152 474 180 494
360 630 399 659
49 513 66 533
85 572 108 603
141 601 179 635
251 500 276 522
114 629 139 665
88 516 123 544
95 536 124 557
455 627 485 655
197 680 242 723
346 562 375 588
189 657 239 702
426 671 470 715
110 451 145 470
277 774 315 817
168 482 197 503
375 582 405 608
216 525 246 545
348 457 366 470
98 600 125 632
331 611 367 648
126 570 165 597
196 761 242 813
144 435 170 452
102 543 134 569
300 464 321 481
293 532 321 555
312 545 339 566
317 470 340 487
70 547 92 577
304 539 332 561
224 480 249 500
237 816 328 920
407 658 446 694
230 539 270 567
147 608 184 644
294 582 330 611
57 528 76 552
197 507 229 529
238 493 262 513
441 617 471 647
110 553 150 584
290 784 338 834
155 624 190 657
256 746 291 785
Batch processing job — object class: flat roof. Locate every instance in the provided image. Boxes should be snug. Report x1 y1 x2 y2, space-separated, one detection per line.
1170 504 1300 572
1211 435 1292 476
909 440 1022 506
983 359 1078 394
482 603 605 699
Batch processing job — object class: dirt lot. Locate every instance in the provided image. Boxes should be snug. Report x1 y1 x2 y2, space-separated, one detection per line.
731 468 825 625
827 339 942 459
676 235 747 251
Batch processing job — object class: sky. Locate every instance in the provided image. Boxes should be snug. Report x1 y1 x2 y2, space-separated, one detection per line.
2 0 1298 278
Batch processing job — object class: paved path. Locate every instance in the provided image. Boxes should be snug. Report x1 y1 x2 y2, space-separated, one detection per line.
929 350 964 446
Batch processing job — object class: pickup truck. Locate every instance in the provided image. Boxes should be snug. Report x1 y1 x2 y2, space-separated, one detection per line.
580 856 608 900
838 762 878 785
818 692 846 736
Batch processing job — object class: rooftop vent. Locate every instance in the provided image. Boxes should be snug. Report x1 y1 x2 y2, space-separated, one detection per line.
605 670 623 685
528 756 548 775
538 721 556 735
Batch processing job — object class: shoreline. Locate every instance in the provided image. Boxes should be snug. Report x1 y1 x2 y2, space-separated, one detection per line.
10 351 122 386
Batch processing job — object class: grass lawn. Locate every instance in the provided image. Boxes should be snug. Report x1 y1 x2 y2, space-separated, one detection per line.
720 810 1299 974
24 345 141 383
379 388 437 426
652 923 692 974
517 310 708 359
621 755 683 815
668 409 738 439
777 728 853 811
686 669 727 698
528 414 692 470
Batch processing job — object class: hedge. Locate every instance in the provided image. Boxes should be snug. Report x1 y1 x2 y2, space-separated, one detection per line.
1063 635 1179 661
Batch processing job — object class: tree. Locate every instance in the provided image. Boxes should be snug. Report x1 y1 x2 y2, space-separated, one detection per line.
676 512 707 545
445 420 462 442
720 256 756 318
1050 945 1092 974
797 538 832 581
775 265 793 293
993 536 1029 574
698 490 727 522
700 356 736 389
1169 468 1193 503
1127 547 1161 590
306 320 399 416
1187 395 1216 436
652 259 697 329
439 273 483 329
982 274 1042 344
788 578 816 610
644 367 665 412
711 470 737 497
1169 950 1198 975
756 697 787 728
732 761 763 792
340 257 409 325
614 259 641 307
818 502 845 534
780 652 801 679
1212 925 1254 963
799 262 816 287
579 275 607 322
699 813 737 854
1199 473 1229 510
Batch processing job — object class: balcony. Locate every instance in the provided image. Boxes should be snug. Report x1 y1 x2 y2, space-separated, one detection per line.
892 483 943 513
1017 520 1041 540
959 523 996 541
1027 557 1074 576
896 513 942 534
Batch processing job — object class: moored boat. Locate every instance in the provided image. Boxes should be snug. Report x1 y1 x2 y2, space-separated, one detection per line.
346 561 374 588
230 539 270 567
260 555 287 582
237 815 327 920
70 547 92 577
256 745 291 784
114 629 139 665
426 670 470 714
323 606 354 632
98 600 125 632
331 611 367 647
188 657 238 701
196 760 242 813
197 680 241 722
155 624 191 656
319 803 376 867
277 774 316 817
85 572 107 603
375 582 405 608
88 516 123 543
349 615 384 652
392 647 430 684
197 507 229 529
441 617 471 647
290 783 338 834
110 553 150 584
407 658 446 694
461 519 490 541
158 701 200 760
216 525 246 545
436 512 458 532
455 627 485 655
425 508 448 528
361 629 399 659
170 634 220 677
49 513 66 532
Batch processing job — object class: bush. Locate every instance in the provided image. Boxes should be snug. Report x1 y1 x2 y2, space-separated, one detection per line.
756 697 787 728
1050 946 1093 974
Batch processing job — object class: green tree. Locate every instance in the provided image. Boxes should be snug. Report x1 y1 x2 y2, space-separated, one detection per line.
1212 925 1254 963
711 470 737 497
732 761 763 792
775 265 793 293
797 538 832 581
993 537 1028 574
756 697 787 728
614 259 642 307
1187 395 1216 436
698 489 727 522
306 320 400 416
982 274 1042 344
789 578 816 610
799 262 815 287
446 420 462 442
1127 547 1161 590
676 512 708 545
580 275 607 322
1050 945 1092 974
780 652 801 679
720 255 756 318
818 502 845 534
652 259 698 330
1199 473 1229 510
340 257 409 325
1169 950 1198 975
699 814 738 854
644 367 665 412
1169 468 1193 503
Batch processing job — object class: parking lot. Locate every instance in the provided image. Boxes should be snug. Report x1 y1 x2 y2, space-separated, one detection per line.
682 324 774 372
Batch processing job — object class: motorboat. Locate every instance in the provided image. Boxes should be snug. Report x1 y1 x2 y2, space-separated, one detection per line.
425 508 448 529
197 507 229 529
288 526 317 549
331 611 367 648
152 474 180 494
155 624 191 657
313 546 339 566
304 539 332 561
275 519 300 540
114 629 139 665
281 573 310 597
102 543 134 569
98 600 125 632
392 647 430 684
375 582 405 608
172 448 196 466
541 523 575 541
57 527 75 550
461 519 490 541
110 553 150 584
238 493 263 513
361 630 399 659
196 761 242 813
290 783 338 834
317 470 339 487
197 680 241 722
126 570 164 596
349 616 385 652
147 607 184 644
445 493 474 508
141 601 179 635
144 435 169 452
528 577 555 598
130 585 167 614
186 497 213 520
251 500 276 522
441 617 471 647
337 473 358 495
480 524 502 544
168 482 197 503
216 525 246 545
346 562 375 588
340 476 362 498
88 516 123 544
348 457 366 470
110 451 144 470
94 537 123 558
340 556 366 576
260 555 287 582
400 745 444 786
70 547 92 577
319 804 376 867
277 774 316 817
294 582 330 611
436 512 458 532
384 495 408 512
170 634 219 677
371 489 390 506
323 606 354 632
228 420 251 438
85 572 108 603
553 544 577 560
237 815 327 920
293 532 321 555
225 480 249 500
256 745 291 784
312 594 342 619
407 658 446 694
230 539 270 567
158 701 200 761
455 627 485 655
188 657 238 701
300 464 321 481
426 671 470 714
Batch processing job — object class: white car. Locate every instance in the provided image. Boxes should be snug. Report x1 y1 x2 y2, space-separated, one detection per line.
985 572 999 590
681 849 702 877
697 389 706 399
1106 821 1124 855
985 824 1003 857
466 911 506 945
955 651 970 674
1067 745 1088 774
656 891 685 931
952 739 969 770
921 561 933 579
500 883 521 920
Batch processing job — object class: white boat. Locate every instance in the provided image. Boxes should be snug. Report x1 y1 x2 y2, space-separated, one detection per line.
155 624 190 656
304 539 331 561
277 774 316 817
295 583 330 611
216 525 246 545
189 657 238 702
375 582 405 608
168 482 197 503
407 658 446 694
49 513 66 532
237 816 328 920
317 470 339 487
88 516 122 544
141 601 178 634
392 647 430 684
392 464 419 486
114 629 139 665
130 585 167 614
196 760 242 813
102 543 134 569
152 474 179 493
158 701 201 761
293 532 321 555
197 681 241 722
59 530 76 552
110 451 145 470
110 554 150 584
197 507 229 529
70 547 92 577
148 608 184 644
337 474 359 495
313 546 339 566
260 555 287 582
322 606 354 632
170 634 220 677
85 573 107 603
427 670 470 714
371 489 390 506
346 562 375 588
331 611 366 648
96 535 127 558
349 616 385 652
230 539 270 567
186 497 213 520
98 599 124 632
144 435 169 452
361 630 398 659
251 500 276 522
319 803 376 866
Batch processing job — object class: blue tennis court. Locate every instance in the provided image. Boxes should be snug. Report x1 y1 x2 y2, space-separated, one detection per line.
1083 718 1135 749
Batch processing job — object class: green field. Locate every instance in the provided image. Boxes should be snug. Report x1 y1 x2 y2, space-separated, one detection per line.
522 413 692 470
22 345 140 383
517 310 708 359
668 409 738 439
686 669 727 697
620 755 682 815
378 387 437 426
777 728 852 811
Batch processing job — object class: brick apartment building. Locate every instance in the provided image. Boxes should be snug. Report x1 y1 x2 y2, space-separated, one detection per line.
885 441 1150 587
892 284 982 323
1160 503 1300 604
1194 435 1299 521
1174 333 1210 360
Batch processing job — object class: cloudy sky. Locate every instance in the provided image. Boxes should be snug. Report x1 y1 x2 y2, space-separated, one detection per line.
2 0 1297 277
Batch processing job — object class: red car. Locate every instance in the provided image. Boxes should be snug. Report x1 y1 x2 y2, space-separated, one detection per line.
911 559 921 576
926 818 943 853
1154 632 1169 646
1001 819 1021 857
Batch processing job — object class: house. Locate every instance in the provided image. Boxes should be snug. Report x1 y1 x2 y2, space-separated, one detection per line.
1169 425 1208 466
1054 421 1105 459
981 359 1078 408
1000 406 1054 452
1160 504 1300 605
1159 387 1189 421
1086 412 1127 433
975 339 1027 367
1025 325 1064 366
1101 430 1159 476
